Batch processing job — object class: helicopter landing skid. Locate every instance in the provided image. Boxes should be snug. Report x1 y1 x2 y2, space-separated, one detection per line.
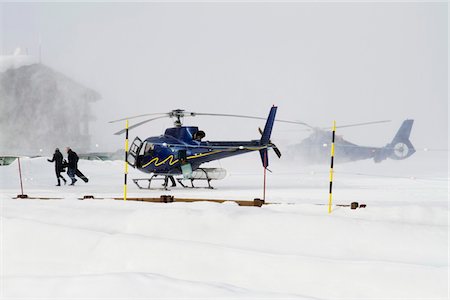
176 178 214 189
132 175 174 190
131 174 215 190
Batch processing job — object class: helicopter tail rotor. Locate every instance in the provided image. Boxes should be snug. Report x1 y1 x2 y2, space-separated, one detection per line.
272 144 282 158
257 106 281 167
258 127 282 159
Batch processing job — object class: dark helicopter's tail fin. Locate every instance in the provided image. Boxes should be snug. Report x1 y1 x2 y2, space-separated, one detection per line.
391 119 414 145
374 119 415 162
259 106 278 167
388 119 416 160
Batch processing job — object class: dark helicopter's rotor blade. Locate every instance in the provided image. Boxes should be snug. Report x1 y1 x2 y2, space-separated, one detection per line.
109 113 168 124
321 120 391 130
195 112 269 121
194 112 315 129
111 110 314 128
113 116 168 135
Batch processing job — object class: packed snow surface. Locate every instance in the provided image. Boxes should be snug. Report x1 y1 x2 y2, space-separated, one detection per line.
0 153 448 299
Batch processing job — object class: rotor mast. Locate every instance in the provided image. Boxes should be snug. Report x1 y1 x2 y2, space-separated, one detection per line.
170 109 185 127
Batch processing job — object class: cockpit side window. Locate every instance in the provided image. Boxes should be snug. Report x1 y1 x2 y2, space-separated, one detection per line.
144 142 154 155
139 142 154 156
139 142 146 156
193 130 206 141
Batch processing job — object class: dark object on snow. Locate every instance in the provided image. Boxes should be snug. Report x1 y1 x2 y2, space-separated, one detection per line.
160 195 174 203
75 169 89 183
253 198 265 207
350 202 359 209
61 159 68 169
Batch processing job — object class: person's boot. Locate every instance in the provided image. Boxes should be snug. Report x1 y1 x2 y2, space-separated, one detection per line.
63 178 67 185
69 178 77 186
56 179 61 186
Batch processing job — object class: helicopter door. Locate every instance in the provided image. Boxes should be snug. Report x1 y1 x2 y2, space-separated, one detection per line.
177 149 192 178
127 137 142 168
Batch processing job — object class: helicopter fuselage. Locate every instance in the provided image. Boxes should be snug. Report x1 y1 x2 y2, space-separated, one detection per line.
130 126 267 175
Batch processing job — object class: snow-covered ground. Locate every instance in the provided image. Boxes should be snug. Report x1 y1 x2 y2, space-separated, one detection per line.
0 152 448 299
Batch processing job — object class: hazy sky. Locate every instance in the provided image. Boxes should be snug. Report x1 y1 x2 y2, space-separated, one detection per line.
1 2 447 152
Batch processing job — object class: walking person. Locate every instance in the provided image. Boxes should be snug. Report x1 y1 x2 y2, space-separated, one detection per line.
66 147 79 185
47 148 67 186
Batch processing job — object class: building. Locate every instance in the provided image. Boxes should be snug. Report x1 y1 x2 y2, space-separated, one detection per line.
0 61 100 155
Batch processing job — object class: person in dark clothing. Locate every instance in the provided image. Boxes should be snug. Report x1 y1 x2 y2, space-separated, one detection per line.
66 147 79 185
163 175 176 187
47 148 67 186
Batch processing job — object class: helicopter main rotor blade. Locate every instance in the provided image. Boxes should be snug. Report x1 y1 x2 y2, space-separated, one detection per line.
194 112 315 129
111 108 315 132
113 116 168 135
321 120 391 130
109 113 168 124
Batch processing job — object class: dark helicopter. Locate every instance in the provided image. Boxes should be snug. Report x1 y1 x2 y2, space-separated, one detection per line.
287 119 416 164
110 107 283 188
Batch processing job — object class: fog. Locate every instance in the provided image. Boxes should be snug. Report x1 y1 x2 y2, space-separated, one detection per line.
0 2 447 158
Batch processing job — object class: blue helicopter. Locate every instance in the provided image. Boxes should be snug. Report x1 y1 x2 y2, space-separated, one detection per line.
110 107 284 188
286 119 416 164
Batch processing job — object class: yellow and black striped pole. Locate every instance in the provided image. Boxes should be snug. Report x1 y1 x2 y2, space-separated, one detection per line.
124 120 129 201
328 120 336 214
